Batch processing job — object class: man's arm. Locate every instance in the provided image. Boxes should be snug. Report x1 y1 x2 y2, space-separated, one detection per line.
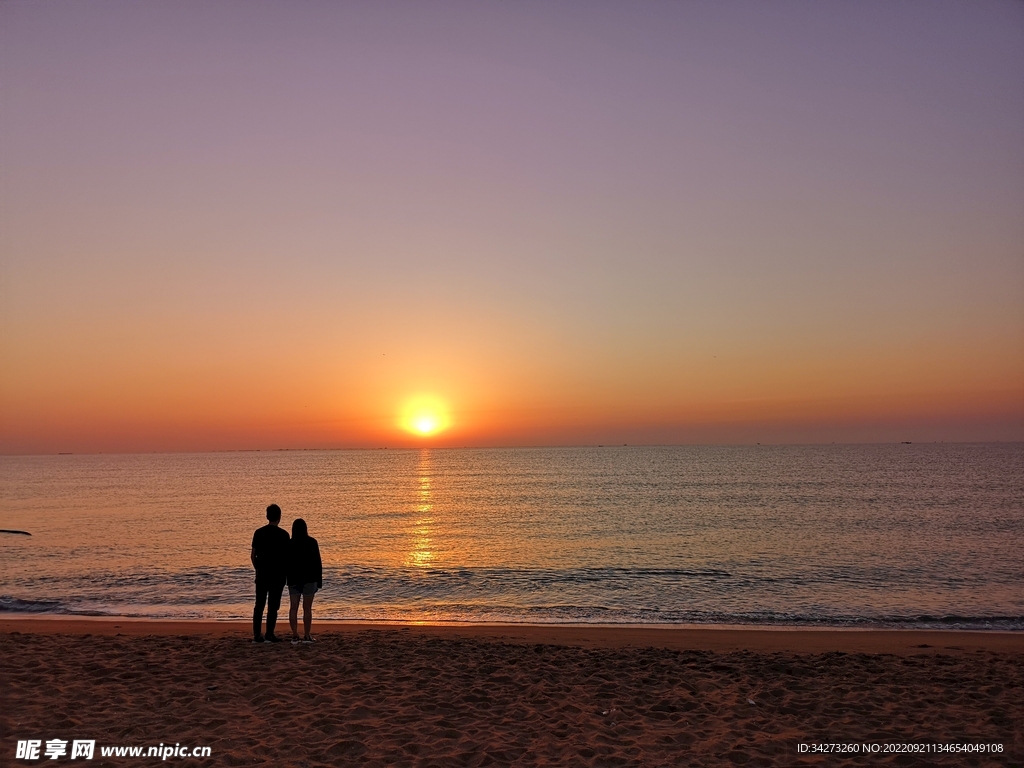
250 547 257 570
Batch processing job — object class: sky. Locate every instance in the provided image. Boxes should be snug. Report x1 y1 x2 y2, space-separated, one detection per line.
1 0 1022 453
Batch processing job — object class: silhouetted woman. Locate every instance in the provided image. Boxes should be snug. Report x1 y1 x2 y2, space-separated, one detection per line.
287 518 322 644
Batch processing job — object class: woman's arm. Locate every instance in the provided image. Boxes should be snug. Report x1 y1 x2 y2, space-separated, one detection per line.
314 540 323 589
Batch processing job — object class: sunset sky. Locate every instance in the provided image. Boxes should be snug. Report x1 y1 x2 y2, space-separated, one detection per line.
2 1 1022 453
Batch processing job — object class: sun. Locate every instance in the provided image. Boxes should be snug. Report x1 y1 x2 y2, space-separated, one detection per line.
399 395 451 437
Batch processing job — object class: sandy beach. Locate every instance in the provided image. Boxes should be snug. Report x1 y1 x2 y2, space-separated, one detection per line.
3 619 1021 767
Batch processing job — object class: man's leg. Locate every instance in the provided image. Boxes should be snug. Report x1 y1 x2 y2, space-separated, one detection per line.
265 580 285 638
253 580 268 640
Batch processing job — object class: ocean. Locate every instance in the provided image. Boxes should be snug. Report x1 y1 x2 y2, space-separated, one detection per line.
1 444 1021 628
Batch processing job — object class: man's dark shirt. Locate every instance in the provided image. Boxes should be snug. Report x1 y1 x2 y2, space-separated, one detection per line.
252 524 290 581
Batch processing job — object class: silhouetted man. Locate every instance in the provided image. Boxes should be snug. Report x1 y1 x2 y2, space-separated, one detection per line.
251 503 290 643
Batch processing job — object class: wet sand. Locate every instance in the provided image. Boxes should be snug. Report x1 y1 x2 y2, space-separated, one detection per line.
2 618 1021 766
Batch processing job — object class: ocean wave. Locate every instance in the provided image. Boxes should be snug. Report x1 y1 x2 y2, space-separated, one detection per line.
2 590 1021 630
3 562 1022 630
0 596 66 613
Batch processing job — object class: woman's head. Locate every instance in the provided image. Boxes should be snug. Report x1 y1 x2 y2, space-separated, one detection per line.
291 518 308 539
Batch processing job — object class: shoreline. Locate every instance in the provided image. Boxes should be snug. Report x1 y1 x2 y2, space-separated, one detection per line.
4 615 1022 655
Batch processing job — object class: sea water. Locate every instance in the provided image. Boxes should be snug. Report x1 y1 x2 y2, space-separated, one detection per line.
1 444 1021 628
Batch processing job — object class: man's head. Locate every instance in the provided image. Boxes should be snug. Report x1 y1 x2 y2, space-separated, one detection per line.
266 504 282 524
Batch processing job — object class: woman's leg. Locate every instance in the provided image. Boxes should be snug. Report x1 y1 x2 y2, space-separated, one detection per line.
288 591 300 639
302 592 315 638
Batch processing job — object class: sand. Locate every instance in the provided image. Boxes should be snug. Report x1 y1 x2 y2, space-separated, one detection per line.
2 619 1021 767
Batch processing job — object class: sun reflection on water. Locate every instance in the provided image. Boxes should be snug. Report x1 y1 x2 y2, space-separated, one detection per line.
406 450 435 567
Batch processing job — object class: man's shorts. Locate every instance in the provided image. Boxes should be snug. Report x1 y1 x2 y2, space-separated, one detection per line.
289 582 318 597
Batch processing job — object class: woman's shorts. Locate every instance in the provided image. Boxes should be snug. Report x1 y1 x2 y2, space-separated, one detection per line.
289 582 318 597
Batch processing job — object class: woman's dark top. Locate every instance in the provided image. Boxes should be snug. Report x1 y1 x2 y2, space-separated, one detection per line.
288 535 322 589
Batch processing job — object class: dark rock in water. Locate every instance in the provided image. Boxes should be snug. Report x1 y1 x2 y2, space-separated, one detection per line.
0 529 31 536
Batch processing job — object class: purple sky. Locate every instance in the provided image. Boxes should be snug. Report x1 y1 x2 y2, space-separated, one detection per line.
2 1 1022 452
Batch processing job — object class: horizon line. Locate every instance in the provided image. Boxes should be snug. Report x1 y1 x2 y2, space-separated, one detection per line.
2 439 1021 458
